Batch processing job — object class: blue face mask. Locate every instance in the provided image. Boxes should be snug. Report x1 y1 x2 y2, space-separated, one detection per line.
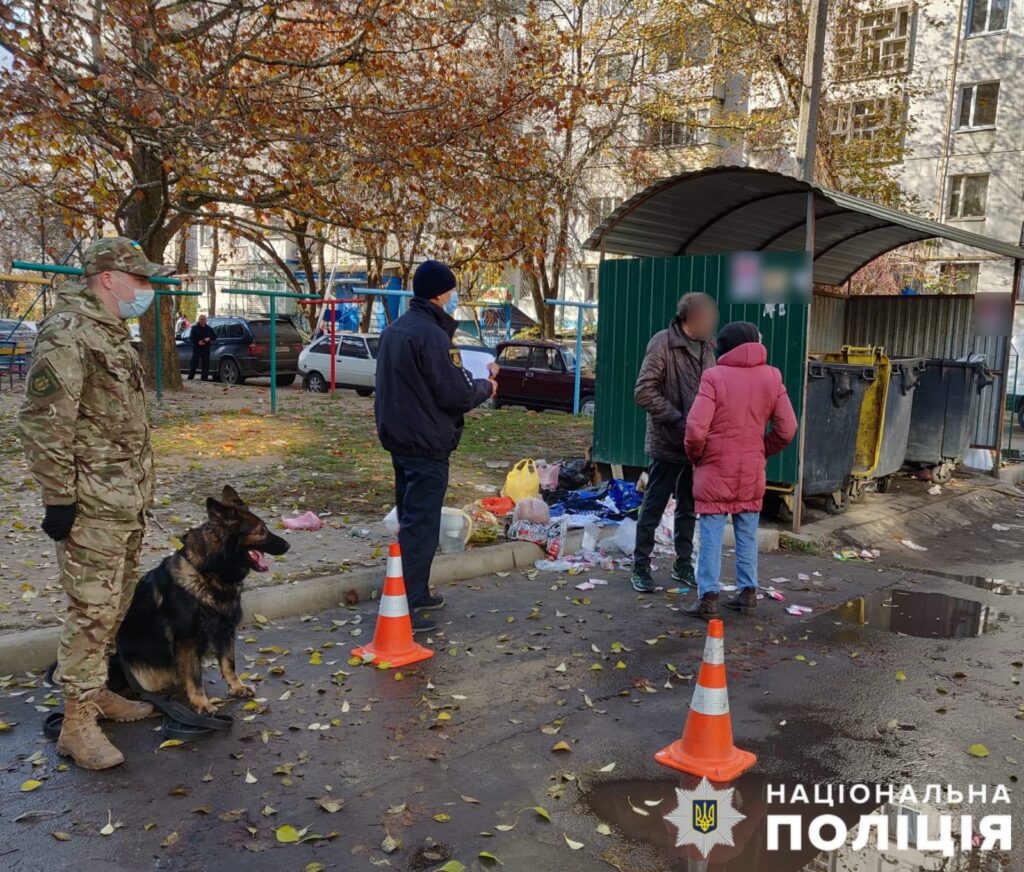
444 291 459 316
113 279 155 320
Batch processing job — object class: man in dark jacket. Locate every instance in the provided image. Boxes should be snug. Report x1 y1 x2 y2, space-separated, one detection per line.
374 260 497 632
631 292 718 593
188 314 216 381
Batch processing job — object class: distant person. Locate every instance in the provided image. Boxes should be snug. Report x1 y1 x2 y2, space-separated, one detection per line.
683 321 797 620
175 313 190 334
374 260 498 633
188 314 216 381
631 292 719 593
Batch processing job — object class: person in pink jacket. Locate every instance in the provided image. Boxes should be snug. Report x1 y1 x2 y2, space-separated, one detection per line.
683 322 798 620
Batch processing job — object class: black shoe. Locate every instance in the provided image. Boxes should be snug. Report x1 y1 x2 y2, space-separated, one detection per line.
631 567 655 593
411 614 438 634
187 376 194 381
413 594 446 611
683 593 719 621
671 564 697 590
724 588 757 615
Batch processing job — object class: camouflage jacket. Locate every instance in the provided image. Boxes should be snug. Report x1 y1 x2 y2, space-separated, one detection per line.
17 279 154 527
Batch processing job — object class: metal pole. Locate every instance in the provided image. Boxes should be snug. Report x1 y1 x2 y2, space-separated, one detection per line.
795 0 829 182
270 295 278 414
330 304 336 394
994 258 1021 473
793 192 817 533
505 301 512 342
574 306 584 415
155 294 163 402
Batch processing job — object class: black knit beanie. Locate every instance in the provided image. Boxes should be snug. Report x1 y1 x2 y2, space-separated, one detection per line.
413 260 457 299
716 321 760 356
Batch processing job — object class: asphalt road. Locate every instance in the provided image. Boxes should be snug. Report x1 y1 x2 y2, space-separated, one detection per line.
1 546 1021 872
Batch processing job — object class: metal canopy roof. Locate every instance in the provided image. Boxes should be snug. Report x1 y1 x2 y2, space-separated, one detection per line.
585 166 1024 286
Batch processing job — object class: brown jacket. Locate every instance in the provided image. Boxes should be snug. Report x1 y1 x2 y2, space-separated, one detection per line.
634 319 716 464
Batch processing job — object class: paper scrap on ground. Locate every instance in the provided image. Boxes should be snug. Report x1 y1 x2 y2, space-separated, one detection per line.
928 484 942 495
770 577 789 584
786 605 813 616
900 539 928 552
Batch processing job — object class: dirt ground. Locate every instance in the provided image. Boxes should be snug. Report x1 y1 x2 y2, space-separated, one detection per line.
0 379 593 633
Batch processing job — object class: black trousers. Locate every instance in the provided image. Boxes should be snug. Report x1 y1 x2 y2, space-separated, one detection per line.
392 453 449 609
189 345 211 380
633 458 696 576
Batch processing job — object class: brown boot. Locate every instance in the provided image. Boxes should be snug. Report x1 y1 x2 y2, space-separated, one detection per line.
724 587 757 615
55 695 125 770
94 688 155 722
683 592 719 621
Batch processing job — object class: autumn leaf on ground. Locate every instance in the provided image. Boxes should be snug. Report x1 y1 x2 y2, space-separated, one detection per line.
20 779 42 792
551 740 571 753
564 834 584 850
967 744 990 758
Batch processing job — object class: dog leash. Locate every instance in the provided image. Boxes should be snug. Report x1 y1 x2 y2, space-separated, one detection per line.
43 657 233 742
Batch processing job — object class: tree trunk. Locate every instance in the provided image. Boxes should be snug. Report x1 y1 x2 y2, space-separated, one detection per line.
207 227 219 316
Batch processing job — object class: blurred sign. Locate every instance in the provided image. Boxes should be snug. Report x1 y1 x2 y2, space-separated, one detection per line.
974 292 1012 337
726 251 812 306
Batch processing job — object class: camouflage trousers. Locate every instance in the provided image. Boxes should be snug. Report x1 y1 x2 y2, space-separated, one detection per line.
55 523 143 698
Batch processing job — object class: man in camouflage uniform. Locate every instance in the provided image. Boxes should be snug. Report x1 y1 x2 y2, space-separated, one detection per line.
17 237 173 770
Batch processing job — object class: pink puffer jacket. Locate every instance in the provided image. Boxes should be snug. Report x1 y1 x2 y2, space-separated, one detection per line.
684 342 798 515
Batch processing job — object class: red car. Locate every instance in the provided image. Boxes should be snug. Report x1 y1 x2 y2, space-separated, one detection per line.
493 340 596 415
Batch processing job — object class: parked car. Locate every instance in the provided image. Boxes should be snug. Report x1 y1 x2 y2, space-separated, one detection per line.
493 339 596 415
298 332 380 395
175 316 303 385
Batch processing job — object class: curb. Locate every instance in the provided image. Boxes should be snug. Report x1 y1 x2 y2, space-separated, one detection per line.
0 538 564 676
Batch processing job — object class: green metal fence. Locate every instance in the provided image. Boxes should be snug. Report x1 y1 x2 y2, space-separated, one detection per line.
594 253 809 486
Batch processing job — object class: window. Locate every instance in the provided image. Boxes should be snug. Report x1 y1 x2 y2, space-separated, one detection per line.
940 262 980 293
531 347 564 372
339 337 369 359
958 82 1000 128
947 174 989 218
198 225 213 247
365 337 381 358
656 24 711 71
587 196 623 229
835 4 912 80
596 54 631 88
968 0 1009 34
498 345 531 368
585 267 598 302
646 110 710 148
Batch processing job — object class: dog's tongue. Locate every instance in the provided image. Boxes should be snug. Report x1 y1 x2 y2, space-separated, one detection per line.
249 550 270 573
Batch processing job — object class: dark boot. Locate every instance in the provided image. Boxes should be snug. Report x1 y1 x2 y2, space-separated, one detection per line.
683 593 719 621
724 587 757 615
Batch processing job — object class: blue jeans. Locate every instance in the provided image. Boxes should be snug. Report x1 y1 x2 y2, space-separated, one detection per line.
697 512 760 598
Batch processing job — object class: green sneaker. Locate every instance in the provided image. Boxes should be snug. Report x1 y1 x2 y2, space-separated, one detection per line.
671 564 697 590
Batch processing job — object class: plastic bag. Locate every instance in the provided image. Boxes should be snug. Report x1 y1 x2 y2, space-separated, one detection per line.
501 459 541 504
463 502 500 546
383 507 400 537
536 460 561 492
480 496 515 518
513 496 550 525
558 458 594 490
612 518 637 554
281 511 322 531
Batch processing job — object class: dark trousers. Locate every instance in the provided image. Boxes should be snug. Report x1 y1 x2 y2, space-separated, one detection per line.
392 454 449 609
189 345 211 380
633 458 696 576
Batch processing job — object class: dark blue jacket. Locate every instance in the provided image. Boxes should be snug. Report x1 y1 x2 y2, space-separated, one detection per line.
374 298 492 458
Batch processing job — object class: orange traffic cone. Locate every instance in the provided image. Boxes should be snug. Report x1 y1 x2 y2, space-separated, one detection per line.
352 544 434 669
655 618 756 780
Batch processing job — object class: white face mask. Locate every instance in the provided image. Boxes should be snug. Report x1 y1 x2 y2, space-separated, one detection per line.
112 278 155 320
444 291 459 316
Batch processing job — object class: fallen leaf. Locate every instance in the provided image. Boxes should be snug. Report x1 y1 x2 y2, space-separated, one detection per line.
564 834 584 850
100 811 115 836
305 864 326 872
461 795 481 804
275 824 302 843
596 823 612 835
315 797 345 814
433 813 451 823
51 832 71 841
438 863 466 872
20 779 42 792
245 770 257 784
161 831 180 848
533 806 551 822
597 763 615 773
967 744 990 758
381 833 401 854
627 797 649 816
158 739 184 750
896 670 907 682
554 661 567 673
495 823 516 832
551 741 571 753
478 850 503 865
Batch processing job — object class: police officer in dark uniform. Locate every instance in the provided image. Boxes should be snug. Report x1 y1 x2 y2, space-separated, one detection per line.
374 260 498 632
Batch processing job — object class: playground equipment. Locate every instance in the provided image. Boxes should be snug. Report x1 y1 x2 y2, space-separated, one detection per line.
544 298 598 415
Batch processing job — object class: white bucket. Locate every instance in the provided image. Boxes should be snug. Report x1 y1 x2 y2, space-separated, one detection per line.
439 508 473 553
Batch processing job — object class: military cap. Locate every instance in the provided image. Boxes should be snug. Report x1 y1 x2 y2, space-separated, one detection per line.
82 237 175 278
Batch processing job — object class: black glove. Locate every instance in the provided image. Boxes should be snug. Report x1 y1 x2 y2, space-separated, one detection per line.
41 504 76 541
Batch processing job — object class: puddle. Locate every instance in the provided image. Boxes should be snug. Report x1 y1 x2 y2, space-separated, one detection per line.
837 589 1008 638
895 567 1024 597
586 774 1014 871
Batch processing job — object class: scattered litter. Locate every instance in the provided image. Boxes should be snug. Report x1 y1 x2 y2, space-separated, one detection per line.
991 523 1022 532
900 539 928 552
833 548 881 562
350 528 370 538
575 579 609 591
485 460 510 470
786 605 813 616
928 484 942 495
721 584 737 592
797 573 810 581
281 511 322 531
770 577 789 584
765 588 785 602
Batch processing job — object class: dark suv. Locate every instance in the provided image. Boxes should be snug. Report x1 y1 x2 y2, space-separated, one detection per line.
176 316 304 386
494 340 596 415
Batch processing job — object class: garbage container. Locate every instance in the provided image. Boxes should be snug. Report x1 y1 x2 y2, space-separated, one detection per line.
819 348 926 499
904 358 993 483
802 360 876 514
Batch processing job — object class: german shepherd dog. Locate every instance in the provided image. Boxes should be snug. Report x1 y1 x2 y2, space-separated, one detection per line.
116 486 290 714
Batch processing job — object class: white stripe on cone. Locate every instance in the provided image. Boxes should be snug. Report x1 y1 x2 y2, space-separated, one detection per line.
378 594 409 618
703 637 725 665
690 684 730 716
386 554 403 578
